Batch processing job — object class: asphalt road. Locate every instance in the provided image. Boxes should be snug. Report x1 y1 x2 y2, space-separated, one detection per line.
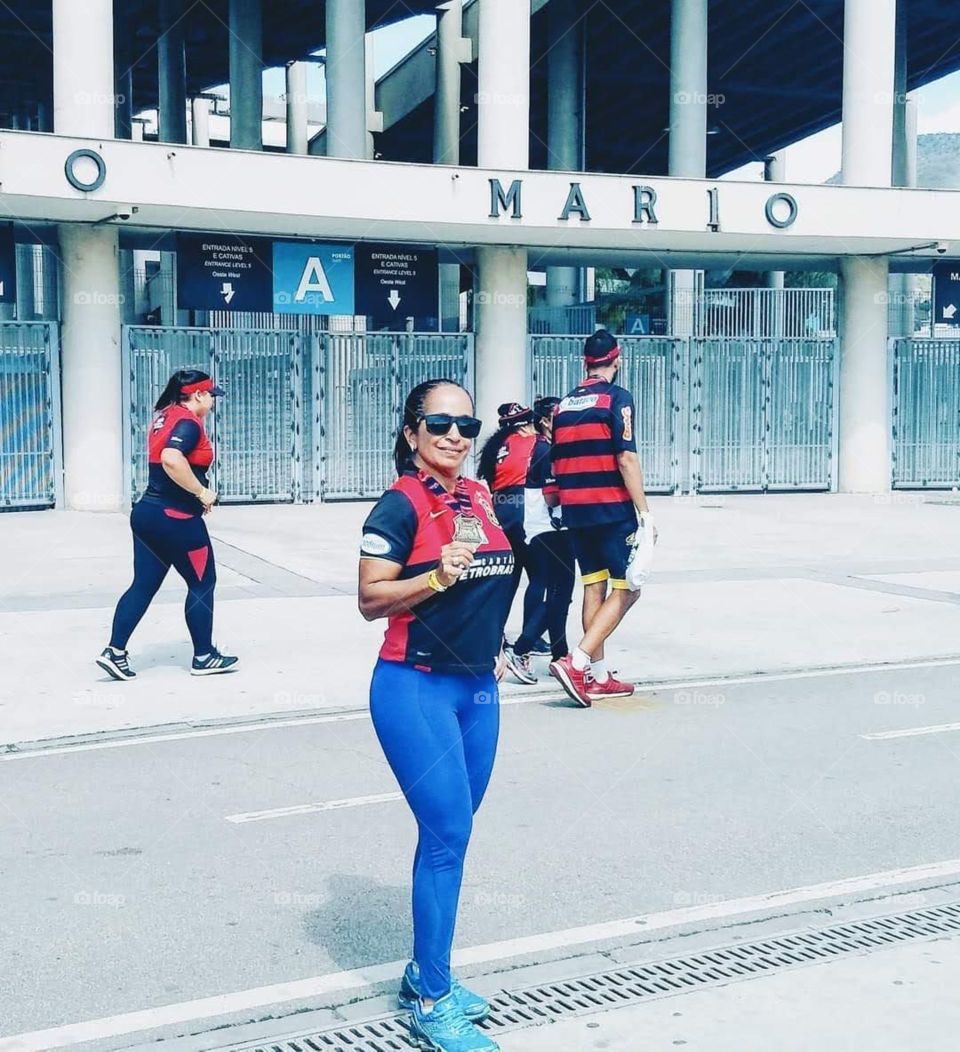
3 662 960 1047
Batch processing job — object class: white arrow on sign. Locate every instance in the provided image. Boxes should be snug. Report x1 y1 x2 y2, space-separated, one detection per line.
0 281 4 298
221 282 236 305
943 303 957 320
388 289 401 310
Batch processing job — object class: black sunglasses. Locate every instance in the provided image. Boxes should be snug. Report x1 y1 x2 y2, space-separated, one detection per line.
418 413 482 439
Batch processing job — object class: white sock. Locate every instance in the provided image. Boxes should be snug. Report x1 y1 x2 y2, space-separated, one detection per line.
195 653 209 662
572 647 591 671
108 645 125 656
592 658 610 683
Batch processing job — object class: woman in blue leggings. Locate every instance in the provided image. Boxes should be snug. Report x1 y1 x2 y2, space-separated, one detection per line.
359 378 514 1052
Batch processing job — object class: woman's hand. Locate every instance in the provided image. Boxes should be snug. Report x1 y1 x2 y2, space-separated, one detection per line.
436 542 477 587
198 486 217 512
495 648 507 682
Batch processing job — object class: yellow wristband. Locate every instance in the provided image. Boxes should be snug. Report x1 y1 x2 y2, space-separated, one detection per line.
427 569 448 593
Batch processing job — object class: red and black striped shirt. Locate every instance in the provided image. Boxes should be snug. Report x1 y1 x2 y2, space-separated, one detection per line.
551 377 637 528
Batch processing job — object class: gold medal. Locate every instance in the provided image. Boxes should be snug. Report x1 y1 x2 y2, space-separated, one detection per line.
452 513 488 546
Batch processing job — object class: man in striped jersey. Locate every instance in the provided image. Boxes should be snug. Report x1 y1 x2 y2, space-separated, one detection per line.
548 329 654 707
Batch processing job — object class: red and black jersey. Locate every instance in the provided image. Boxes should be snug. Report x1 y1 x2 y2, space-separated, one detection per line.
360 471 514 674
551 378 638 528
142 404 213 513
490 431 537 532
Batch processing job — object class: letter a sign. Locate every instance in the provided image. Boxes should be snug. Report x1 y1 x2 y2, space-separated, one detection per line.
273 242 355 315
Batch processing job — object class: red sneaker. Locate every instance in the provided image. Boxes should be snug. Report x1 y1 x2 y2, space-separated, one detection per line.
548 655 594 708
586 673 635 701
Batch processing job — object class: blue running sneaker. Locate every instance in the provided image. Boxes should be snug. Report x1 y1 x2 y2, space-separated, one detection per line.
399 961 490 1022
408 991 498 1052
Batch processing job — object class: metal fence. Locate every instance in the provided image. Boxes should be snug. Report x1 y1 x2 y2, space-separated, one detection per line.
698 288 835 339
0 322 61 508
531 334 836 492
693 338 836 492
892 337 960 488
122 326 474 504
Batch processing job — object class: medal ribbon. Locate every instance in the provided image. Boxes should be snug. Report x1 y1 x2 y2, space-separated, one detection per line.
417 470 475 517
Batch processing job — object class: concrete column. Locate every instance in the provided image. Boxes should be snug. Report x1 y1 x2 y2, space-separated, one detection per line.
841 0 896 186
229 0 263 150
60 226 124 510
434 0 468 165
475 0 530 422
546 0 583 315
53 0 124 509
475 247 529 436
53 0 116 138
325 0 367 159
365 35 380 160
191 96 211 146
764 153 786 291
286 62 309 154
477 0 530 169
158 0 188 143
889 2 916 336
668 0 707 337
839 257 891 492
435 1 469 330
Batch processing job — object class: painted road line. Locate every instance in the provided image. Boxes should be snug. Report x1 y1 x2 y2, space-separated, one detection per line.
5 857 960 1050
6 653 960 762
225 791 404 823
862 721 960 741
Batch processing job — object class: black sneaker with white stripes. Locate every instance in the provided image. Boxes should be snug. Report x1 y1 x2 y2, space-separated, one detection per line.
96 647 136 681
190 649 239 676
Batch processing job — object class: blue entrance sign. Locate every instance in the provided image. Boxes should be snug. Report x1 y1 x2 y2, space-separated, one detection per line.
176 233 272 311
273 242 355 315
355 244 439 330
625 313 650 335
0 225 16 306
934 260 960 326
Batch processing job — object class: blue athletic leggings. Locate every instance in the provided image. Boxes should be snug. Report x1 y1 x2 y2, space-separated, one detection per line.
369 659 500 1000
109 500 217 655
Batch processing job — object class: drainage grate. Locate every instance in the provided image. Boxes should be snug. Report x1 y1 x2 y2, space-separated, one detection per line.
226 903 960 1051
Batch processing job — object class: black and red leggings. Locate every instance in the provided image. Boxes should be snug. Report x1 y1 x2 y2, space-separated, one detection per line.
110 499 217 655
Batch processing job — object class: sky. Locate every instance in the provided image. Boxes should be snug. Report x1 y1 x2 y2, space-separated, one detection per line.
254 12 960 186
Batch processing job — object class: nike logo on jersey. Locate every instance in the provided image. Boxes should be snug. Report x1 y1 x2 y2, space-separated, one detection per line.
429 509 446 518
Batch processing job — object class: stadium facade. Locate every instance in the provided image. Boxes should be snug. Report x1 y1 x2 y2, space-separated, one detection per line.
0 0 959 510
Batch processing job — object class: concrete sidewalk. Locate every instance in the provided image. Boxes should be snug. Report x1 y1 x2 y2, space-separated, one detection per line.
4 491 960 745
497 933 960 1051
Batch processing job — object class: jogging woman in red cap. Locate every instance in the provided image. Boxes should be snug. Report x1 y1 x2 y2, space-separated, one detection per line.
96 369 238 680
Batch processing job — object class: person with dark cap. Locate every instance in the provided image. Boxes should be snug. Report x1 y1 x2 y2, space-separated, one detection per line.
548 330 655 707
502 396 575 684
477 402 538 606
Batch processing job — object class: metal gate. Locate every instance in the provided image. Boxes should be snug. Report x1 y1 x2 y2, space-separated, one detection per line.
0 322 62 508
530 334 836 492
123 326 301 504
530 335 680 491
693 338 836 491
123 327 473 503
320 332 474 499
892 337 960 488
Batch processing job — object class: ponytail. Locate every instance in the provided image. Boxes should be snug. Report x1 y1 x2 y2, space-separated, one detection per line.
477 426 511 488
155 368 212 412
